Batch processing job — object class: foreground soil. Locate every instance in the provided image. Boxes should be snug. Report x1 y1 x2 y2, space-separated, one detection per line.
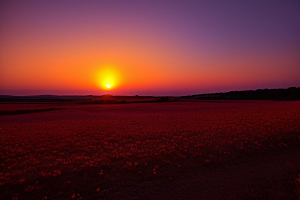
0 101 299 199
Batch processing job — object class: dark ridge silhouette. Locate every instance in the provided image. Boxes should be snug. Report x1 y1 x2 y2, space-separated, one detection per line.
182 87 300 100
155 96 170 102
0 87 299 103
0 94 176 104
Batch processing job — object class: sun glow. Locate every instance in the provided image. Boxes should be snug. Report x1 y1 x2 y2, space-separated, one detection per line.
96 66 121 91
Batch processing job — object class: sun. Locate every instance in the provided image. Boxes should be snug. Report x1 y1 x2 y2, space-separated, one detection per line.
103 79 114 90
95 66 121 91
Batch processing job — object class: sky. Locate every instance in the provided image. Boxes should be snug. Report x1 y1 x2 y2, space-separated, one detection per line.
0 0 299 96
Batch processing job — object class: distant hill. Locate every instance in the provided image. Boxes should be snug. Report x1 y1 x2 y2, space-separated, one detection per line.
0 94 161 104
0 87 299 103
182 87 300 100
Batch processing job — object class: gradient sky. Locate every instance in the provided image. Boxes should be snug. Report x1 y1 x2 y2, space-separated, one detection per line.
0 0 299 96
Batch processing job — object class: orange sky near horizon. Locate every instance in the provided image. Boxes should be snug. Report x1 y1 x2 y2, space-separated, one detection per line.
0 1 299 96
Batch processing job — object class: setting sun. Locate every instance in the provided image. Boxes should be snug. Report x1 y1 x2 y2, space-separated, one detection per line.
1 1 300 199
95 66 121 91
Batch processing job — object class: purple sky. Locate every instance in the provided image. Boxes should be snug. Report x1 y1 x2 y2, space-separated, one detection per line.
0 0 299 96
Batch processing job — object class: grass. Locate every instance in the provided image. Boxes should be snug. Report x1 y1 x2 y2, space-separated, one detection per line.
295 174 300 198
0 107 62 115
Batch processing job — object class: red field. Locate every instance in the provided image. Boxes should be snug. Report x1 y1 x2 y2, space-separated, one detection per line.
0 101 300 199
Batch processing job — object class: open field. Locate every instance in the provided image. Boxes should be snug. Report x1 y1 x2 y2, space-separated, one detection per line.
0 101 300 199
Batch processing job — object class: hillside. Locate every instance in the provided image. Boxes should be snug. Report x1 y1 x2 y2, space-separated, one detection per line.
182 87 300 100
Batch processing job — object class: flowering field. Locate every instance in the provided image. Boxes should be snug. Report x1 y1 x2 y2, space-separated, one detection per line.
0 101 300 199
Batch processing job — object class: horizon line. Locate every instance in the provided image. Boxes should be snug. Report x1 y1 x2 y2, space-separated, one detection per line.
0 86 298 97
